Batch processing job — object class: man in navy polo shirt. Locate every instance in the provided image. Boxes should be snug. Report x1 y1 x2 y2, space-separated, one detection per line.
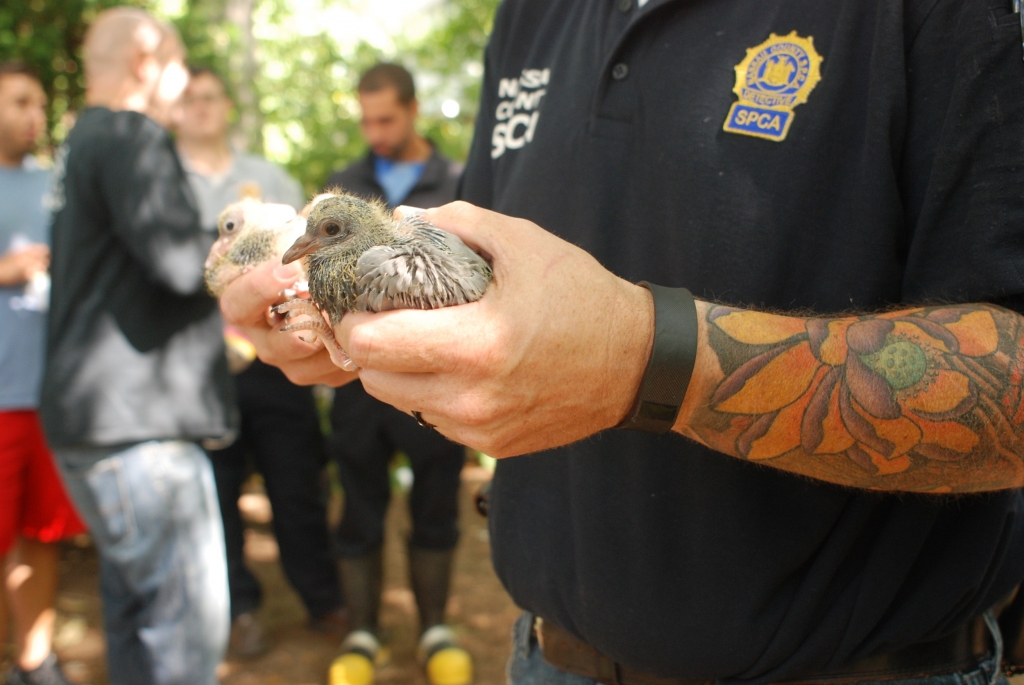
220 1 1024 684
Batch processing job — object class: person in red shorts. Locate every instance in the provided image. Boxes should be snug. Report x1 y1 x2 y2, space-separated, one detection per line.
0 62 86 685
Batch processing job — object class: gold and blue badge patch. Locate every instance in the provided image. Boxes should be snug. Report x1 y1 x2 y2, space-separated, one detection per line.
723 31 823 142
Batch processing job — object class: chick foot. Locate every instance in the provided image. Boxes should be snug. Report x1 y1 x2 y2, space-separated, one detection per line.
274 299 357 371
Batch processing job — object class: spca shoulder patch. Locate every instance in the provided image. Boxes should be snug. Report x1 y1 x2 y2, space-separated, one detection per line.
723 31 823 142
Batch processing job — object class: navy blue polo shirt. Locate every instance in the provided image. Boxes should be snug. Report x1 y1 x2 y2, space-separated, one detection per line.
460 0 1024 681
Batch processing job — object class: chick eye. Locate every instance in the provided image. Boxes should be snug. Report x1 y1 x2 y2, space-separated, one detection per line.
324 221 342 236
224 220 236 232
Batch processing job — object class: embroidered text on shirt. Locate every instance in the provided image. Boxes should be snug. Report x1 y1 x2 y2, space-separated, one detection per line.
492 68 550 159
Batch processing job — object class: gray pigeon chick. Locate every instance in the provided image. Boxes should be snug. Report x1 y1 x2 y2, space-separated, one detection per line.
275 192 492 368
204 198 303 296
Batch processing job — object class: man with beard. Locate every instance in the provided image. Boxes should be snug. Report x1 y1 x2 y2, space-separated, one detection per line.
322 62 470 685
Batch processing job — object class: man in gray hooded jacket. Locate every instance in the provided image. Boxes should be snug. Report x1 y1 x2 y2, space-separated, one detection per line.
40 9 236 685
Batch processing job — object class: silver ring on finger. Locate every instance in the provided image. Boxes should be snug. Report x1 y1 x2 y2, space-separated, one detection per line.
412 410 436 430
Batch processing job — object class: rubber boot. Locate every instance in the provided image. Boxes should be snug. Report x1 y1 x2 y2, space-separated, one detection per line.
339 550 383 634
409 547 453 632
409 548 472 685
330 550 384 685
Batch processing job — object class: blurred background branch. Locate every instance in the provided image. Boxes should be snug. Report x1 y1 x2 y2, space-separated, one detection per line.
0 0 500 193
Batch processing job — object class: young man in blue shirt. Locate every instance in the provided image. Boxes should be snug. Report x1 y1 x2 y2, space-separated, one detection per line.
323 63 470 685
0 62 85 685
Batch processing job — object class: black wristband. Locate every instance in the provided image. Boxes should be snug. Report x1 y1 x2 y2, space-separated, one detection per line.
616 283 698 433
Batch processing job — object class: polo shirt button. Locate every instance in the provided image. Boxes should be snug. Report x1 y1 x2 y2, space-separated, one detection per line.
612 63 629 80
618 0 633 12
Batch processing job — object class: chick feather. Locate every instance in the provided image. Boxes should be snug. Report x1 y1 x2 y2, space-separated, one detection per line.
281 191 492 325
273 191 492 370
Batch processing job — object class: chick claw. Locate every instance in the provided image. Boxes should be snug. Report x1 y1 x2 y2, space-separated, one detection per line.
274 299 358 371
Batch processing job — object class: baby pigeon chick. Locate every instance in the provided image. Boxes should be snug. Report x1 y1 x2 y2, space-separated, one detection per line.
275 192 492 369
204 198 303 296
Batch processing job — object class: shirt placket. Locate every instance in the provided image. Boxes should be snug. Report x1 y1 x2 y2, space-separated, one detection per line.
590 0 671 139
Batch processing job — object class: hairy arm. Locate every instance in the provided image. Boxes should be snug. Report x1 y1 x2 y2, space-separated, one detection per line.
676 301 1024 492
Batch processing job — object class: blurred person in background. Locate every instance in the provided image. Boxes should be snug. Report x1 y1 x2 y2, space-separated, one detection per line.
324 62 460 208
39 9 236 685
176 66 305 221
322 62 470 685
175 65 348 658
0 61 86 685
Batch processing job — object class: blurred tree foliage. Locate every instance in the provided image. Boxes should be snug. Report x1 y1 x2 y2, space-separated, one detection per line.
0 0 148 145
255 0 501 194
0 0 500 194
252 13 384 195
401 0 500 164
170 0 378 191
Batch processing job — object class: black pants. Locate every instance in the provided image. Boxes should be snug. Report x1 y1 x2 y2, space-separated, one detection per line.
208 360 342 619
330 381 464 557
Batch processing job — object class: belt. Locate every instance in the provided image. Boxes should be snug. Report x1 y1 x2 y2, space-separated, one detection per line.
536 614 992 685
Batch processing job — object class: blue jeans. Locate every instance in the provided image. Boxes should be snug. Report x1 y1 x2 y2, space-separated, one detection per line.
506 612 1011 685
56 441 229 685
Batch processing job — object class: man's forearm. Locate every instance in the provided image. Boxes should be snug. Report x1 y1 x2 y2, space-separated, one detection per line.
675 302 1024 492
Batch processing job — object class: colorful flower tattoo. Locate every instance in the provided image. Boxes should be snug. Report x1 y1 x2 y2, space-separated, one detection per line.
695 304 1024 492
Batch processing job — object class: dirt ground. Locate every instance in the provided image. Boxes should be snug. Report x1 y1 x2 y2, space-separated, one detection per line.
10 467 1024 685
26 465 520 685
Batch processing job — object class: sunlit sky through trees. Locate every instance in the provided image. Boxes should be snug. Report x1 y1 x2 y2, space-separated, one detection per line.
157 0 439 52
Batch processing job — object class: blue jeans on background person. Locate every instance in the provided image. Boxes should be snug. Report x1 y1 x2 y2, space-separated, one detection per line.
506 612 1011 685
56 441 229 685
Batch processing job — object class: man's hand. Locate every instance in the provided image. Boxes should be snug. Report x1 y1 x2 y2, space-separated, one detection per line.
0 244 49 287
219 259 356 387
338 201 655 458
220 198 1024 491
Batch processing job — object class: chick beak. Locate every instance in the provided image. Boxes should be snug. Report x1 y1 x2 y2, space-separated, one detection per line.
282 233 319 264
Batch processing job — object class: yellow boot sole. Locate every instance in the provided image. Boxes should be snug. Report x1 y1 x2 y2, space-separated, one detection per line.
329 652 375 685
425 646 473 685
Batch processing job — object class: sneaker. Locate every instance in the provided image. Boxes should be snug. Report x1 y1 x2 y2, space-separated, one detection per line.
5 653 74 685
418 625 473 685
228 612 269 659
